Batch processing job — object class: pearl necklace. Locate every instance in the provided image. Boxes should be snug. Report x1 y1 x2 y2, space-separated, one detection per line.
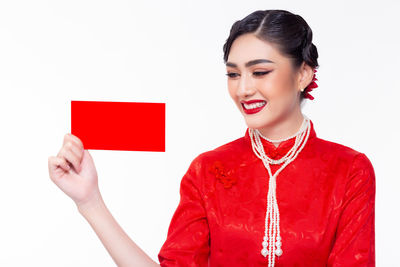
249 115 311 267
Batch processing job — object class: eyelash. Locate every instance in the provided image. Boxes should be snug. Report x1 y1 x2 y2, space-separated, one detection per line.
225 71 271 78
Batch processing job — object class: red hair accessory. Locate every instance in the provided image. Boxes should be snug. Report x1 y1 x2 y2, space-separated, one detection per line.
303 68 318 100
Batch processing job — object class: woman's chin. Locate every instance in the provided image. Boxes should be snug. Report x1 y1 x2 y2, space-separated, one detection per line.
244 119 271 130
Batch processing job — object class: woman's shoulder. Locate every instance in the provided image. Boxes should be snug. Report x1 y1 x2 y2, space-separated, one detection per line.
185 135 248 175
312 136 374 172
315 136 360 154
196 135 247 161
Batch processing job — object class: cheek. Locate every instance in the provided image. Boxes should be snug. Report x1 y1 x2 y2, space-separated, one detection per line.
257 79 295 110
227 83 244 111
254 79 279 102
227 82 237 99
272 72 295 94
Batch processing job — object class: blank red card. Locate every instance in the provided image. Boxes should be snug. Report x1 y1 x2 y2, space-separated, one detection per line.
71 100 165 152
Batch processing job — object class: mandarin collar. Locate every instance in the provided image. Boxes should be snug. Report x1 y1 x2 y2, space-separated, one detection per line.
243 119 317 159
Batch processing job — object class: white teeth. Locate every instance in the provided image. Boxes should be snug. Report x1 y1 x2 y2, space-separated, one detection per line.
243 101 266 109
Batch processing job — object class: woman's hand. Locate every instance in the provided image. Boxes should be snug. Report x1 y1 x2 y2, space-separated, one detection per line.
48 133 100 207
48 133 160 267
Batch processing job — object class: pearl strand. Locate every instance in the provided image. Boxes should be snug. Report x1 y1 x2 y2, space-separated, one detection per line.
255 121 310 266
249 115 311 267
256 115 309 143
256 127 302 143
252 117 309 165
254 119 311 265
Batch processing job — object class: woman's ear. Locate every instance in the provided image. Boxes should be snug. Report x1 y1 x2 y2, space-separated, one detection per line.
297 62 314 92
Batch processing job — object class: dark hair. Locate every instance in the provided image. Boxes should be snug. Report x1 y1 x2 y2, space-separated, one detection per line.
223 9 319 103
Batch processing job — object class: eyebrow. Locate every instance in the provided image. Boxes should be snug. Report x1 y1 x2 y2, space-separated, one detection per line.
226 59 275 68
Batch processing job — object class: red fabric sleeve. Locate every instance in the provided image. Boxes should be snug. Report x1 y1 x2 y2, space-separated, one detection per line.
158 155 210 267
327 153 376 266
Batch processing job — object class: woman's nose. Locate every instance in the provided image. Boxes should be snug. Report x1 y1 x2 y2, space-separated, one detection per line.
236 73 255 98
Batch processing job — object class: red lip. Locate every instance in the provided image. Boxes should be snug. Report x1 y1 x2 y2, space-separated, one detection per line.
241 99 266 105
241 100 267 114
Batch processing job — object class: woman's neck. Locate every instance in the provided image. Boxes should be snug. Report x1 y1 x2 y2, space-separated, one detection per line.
258 112 305 144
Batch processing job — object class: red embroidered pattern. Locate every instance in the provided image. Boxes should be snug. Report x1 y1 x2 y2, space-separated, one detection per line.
208 160 237 189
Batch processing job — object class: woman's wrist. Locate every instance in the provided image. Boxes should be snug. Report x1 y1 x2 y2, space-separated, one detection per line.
76 190 105 216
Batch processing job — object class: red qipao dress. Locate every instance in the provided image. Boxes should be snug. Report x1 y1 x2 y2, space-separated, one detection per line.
157 120 376 266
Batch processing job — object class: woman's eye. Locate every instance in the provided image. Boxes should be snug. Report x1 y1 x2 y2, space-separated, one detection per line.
253 71 271 76
225 73 239 78
225 71 271 78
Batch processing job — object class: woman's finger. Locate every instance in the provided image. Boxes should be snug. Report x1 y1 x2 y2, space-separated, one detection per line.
63 133 84 152
57 146 81 173
64 139 84 165
48 155 71 175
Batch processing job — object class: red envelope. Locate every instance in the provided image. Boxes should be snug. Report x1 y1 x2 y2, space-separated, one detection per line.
71 100 165 152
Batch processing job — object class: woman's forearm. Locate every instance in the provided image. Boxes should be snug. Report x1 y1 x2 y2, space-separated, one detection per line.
77 194 159 267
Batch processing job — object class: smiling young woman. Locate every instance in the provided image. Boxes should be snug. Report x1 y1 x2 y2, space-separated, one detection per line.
158 9 376 267
48 8 375 267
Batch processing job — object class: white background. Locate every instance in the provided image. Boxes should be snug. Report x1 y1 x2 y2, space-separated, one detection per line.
0 0 398 266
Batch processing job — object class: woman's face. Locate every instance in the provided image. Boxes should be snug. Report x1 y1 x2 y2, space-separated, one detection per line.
226 33 312 136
